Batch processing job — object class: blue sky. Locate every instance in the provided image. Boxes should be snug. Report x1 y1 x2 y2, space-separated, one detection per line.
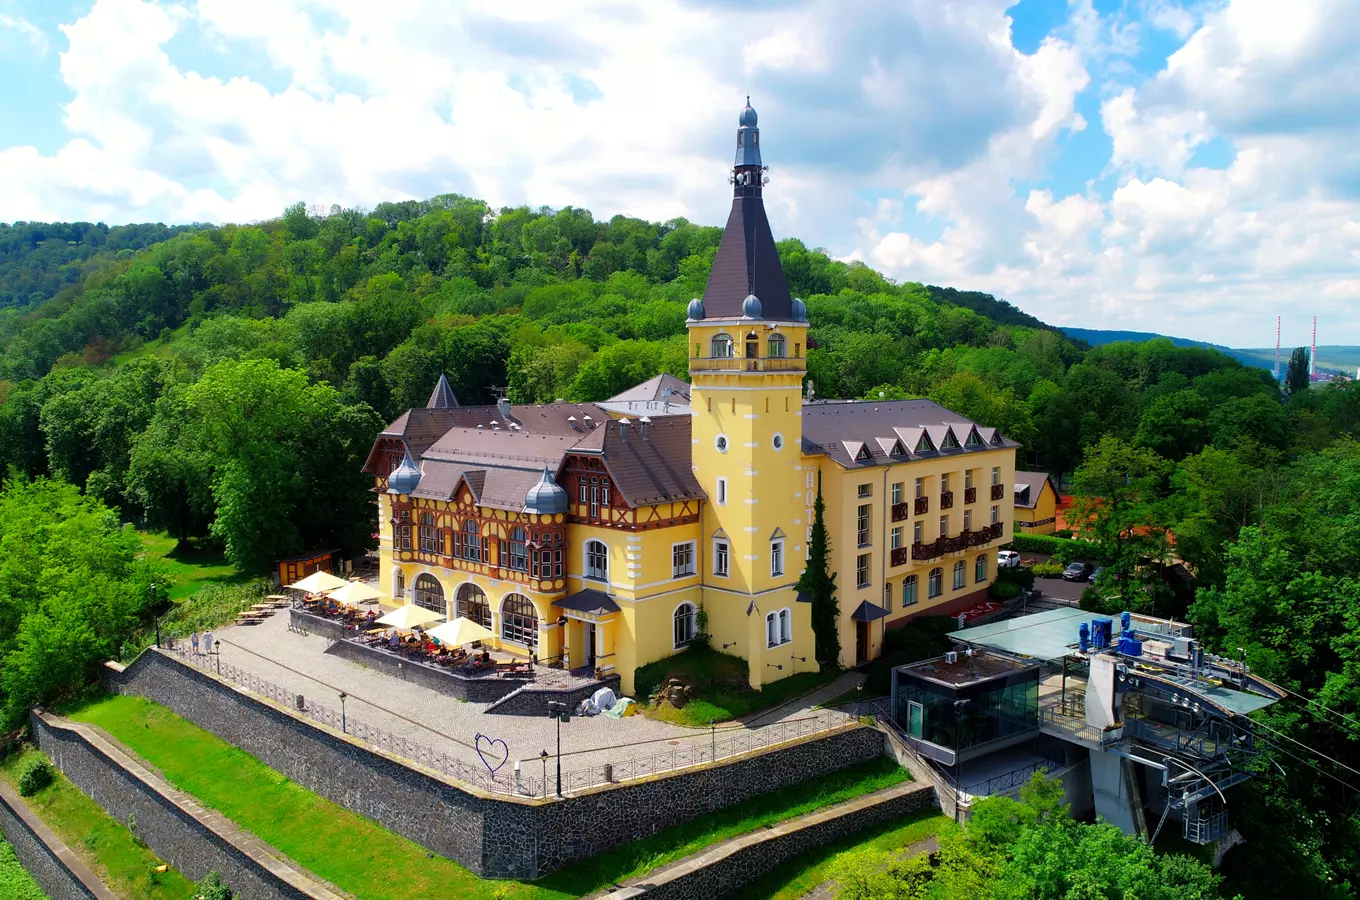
1 0 1357 347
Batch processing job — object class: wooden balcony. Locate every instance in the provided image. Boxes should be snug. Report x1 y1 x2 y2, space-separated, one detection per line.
964 487 977 504
890 546 911 567
891 502 912 523
990 483 1006 501
940 491 954 510
909 523 1006 561
914 496 929 515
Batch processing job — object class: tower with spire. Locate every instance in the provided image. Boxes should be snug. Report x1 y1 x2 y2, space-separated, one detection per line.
687 98 815 689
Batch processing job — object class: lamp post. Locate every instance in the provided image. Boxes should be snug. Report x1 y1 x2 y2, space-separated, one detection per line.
856 682 864 718
213 640 221 676
539 750 548 799
339 692 347 733
547 700 570 797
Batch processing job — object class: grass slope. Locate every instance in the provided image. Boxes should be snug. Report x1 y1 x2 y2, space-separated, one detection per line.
743 810 951 900
136 531 246 601
70 694 910 900
0 750 193 900
0 835 46 900
634 644 842 726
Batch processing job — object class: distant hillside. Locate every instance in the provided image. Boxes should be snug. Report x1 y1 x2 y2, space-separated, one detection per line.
1062 327 1360 376
927 286 1063 334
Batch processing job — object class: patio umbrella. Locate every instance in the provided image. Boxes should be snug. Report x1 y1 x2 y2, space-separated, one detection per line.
287 571 348 594
375 604 444 629
426 616 496 647
321 581 383 607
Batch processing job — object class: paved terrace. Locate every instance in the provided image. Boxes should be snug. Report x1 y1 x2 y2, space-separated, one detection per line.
178 613 854 795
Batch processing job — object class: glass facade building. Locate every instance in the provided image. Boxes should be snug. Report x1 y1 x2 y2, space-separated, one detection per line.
892 658 1040 759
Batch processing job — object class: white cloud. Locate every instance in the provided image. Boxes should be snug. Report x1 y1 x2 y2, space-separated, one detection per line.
0 12 47 54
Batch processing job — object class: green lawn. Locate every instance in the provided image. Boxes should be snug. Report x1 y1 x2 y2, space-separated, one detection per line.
0 834 46 900
136 531 246 601
0 750 194 900
743 810 952 900
68 694 909 899
635 645 844 727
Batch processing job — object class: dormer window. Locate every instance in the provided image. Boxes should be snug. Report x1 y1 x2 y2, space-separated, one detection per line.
942 431 960 450
916 434 933 453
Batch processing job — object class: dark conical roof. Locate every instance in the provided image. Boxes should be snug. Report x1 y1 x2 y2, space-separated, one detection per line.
427 373 460 409
700 191 793 320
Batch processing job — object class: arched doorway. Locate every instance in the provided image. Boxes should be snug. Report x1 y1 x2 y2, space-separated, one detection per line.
411 573 446 616
455 583 491 629
500 593 539 650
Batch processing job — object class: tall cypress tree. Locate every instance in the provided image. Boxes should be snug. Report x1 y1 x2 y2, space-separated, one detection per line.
796 471 841 667
1285 346 1311 395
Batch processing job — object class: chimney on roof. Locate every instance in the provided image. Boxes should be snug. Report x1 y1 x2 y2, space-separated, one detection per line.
498 397 512 420
639 416 651 440
567 415 580 432
489 420 499 430
583 414 594 429
618 418 631 442
661 387 672 412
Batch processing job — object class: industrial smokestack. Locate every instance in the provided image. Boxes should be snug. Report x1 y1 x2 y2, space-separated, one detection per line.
1311 316 1317 381
1274 316 1281 381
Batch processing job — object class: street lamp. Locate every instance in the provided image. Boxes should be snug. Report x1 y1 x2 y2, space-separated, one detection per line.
547 700 571 797
539 750 549 799
339 692 348 733
856 682 864 717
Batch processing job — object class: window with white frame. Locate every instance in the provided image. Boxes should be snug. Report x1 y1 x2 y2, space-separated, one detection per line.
455 583 491 629
857 504 871 547
672 541 696 578
770 539 785 577
991 466 1001 486
856 553 870 588
883 580 893 612
419 512 437 553
891 527 902 550
585 539 608 581
780 608 791 644
913 521 923 544
766 612 779 648
461 520 481 561
928 567 943 597
963 510 972 531
991 504 1000 525
767 334 787 358
507 526 528 572
673 602 697 648
412 573 444 614
711 333 734 358
941 472 950 492
766 610 791 648
713 539 730 577
914 477 925 499
500 593 538 649
939 515 948 538
716 477 728 505
891 482 903 505
858 483 872 498
965 469 974 490
903 574 917 606
953 560 966 590
975 554 987 583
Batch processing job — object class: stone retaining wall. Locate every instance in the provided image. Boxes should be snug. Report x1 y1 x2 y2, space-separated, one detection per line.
595 782 940 900
323 637 529 702
0 779 117 900
485 673 622 716
30 713 344 900
106 649 887 878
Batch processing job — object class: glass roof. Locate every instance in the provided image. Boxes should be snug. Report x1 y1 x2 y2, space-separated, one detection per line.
949 607 1088 662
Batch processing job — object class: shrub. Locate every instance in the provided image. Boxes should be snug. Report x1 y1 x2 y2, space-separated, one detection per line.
989 580 1022 601
1004 533 1106 565
1055 529 1075 539
17 757 53 796
195 871 233 900
1032 562 1065 578
996 566 1035 590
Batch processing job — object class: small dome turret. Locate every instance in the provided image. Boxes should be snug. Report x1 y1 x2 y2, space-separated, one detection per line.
686 297 706 320
523 466 568 515
386 449 422 495
741 293 763 319
739 97 757 128
791 297 807 322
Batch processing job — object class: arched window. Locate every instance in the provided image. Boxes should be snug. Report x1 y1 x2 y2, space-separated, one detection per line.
767 334 786 358
673 602 697 649
507 527 528 572
766 611 779 648
411 573 445 615
928 567 943 598
779 608 791 644
975 554 987 584
501 593 538 649
765 609 791 648
455 583 491 629
953 560 966 590
419 512 437 553
903 574 917 607
585 540 608 581
711 333 733 358
462 521 481 562
745 331 759 358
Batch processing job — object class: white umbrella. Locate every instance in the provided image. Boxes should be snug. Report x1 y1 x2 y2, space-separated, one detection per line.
426 617 496 647
321 581 383 607
375 604 444 629
288 571 349 594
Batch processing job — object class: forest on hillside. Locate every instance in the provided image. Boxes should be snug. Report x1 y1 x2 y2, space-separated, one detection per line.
0 198 1359 897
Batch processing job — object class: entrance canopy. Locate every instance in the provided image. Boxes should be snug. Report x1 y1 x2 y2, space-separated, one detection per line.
850 600 890 623
948 606 1087 662
288 570 348 594
557 588 620 616
426 616 496 647
376 604 444 630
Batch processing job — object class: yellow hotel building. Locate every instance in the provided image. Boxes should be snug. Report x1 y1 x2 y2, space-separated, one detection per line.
362 101 1018 695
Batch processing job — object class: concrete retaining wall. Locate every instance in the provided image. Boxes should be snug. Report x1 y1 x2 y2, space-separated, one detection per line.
0 779 117 900
596 782 940 900
485 674 622 716
323 637 529 702
30 713 344 900
106 649 887 878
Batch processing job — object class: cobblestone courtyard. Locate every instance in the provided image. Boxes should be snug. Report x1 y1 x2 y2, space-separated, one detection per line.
187 614 855 788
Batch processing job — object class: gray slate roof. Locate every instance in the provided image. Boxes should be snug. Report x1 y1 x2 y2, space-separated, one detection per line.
801 399 1015 470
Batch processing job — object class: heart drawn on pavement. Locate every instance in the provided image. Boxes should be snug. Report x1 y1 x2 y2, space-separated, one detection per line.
474 734 510 775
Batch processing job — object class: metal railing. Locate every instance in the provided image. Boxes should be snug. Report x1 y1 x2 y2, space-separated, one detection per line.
1039 703 1122 746
162 645 856 798
960 759 1058 797
689 356 806 373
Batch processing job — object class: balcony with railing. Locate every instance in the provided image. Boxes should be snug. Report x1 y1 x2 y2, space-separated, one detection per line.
690 355 807 373
964 486 977 504
914 496 929 515
991 483 1006 501
910 523 1005 561
940 491 954 510
891 502 912 523
1038 703 1123 749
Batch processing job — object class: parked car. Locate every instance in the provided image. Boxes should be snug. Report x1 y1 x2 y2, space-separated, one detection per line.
998 550 1022 568
1062 562 1095 582
1090 566 1105 584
